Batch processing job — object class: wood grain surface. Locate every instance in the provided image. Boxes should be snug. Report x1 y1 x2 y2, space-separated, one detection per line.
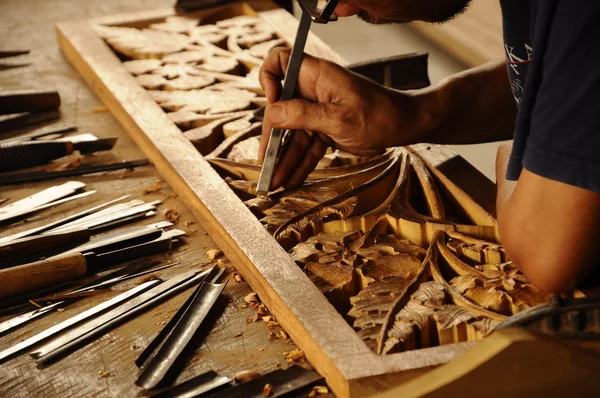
0 1 298 397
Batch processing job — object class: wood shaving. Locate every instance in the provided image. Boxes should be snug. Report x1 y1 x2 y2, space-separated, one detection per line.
234 369 261 383
234 273 244 283
285 349 304 362
256 304 268 316
309 386 329 397
97 370 112 379
278 330 288 340
163 208 180 222
263 383 273 397
246 314 259 324
244 292 260 307
207 249 223 260
143 182 163 194
262 316 274 323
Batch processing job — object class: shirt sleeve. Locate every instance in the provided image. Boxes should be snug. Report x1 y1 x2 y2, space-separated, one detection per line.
521 1 600 192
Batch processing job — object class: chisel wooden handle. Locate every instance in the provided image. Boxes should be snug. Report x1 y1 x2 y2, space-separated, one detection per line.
0 141 74 172
0 229 90 263
0 253 88 300
0 90 61 115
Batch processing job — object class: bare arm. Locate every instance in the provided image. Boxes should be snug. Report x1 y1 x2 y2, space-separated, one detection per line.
496 142 600 293
417 59 518 145
258 50 517 189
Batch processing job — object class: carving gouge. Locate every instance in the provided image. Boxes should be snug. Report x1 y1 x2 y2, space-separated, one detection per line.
0 223 179 299
0 261 181 336
0 229 91 263
31 268 213 365
256 10 312 196
0 136 117 172
256 1 339 195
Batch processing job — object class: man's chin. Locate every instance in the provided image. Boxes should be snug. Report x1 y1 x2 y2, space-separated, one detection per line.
357 10 400 25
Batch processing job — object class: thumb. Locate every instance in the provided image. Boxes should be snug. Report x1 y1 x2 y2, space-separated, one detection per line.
266 99 341 137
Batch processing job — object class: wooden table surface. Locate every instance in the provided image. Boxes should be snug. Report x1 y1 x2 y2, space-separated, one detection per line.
0 1 299 397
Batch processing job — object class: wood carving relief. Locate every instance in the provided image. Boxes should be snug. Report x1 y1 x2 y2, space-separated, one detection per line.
94 5 550 361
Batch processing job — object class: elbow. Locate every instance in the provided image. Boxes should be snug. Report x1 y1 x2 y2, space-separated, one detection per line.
501 233 582 294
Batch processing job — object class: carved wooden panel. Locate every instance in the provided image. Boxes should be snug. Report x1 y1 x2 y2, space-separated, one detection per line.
56 2 548 396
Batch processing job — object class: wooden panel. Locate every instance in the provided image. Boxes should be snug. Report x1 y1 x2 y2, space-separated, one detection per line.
55 3 543 396
410 0 504 67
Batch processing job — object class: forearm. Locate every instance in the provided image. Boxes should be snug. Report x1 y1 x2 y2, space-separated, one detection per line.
399 59 518 146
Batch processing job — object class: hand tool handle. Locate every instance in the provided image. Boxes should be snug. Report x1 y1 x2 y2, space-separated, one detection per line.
0 90 61 115
0 253 88 300
0 141 72 172
0 229 90 263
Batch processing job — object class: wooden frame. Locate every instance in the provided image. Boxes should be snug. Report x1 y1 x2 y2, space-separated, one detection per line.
56 3 499 396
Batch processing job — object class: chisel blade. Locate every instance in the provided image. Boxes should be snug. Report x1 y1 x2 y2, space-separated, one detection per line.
0 280 160 364
150 371 232 398
31 268 214 364
256 11 313 196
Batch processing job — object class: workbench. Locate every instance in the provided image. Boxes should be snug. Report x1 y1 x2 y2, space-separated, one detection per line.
0 1 297 396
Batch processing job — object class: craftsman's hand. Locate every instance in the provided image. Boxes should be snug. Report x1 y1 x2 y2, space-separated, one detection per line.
258 48 421 189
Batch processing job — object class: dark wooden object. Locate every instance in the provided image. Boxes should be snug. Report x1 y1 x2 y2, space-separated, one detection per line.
0 90 61 115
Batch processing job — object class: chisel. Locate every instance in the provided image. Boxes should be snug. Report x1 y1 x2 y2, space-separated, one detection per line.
0 229 91 263
31 268 212 365
0 223 181 299
0 137 117 172
0 89 60 115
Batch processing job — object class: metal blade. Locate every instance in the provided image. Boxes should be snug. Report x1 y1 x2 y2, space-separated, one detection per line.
31 268 213 364
0 125 77 145
135 281 227 389
0 262 181 336
203 365 324 398
256 10 312 196
49 200 161 234
0 280 160 364
149 371 232 398
0 195 130 243
135 267 223 369
0 181 86 223
61 221 172 256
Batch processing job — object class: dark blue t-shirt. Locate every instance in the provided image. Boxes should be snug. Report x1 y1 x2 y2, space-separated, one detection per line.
502 0 600 192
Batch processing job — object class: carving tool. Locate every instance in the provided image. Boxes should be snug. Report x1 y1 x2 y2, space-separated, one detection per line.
48 199 161 234
0 194 131 243
0 50 31 71
0 89 61 115
0 181 89 223
0 110 61 134
149 371 232 398
0 261 181 336
31 268 214 365
0 222 180 299
0 280 161 364
0 229 91 263
203 366 324 398
0 159 150 184
256 0 339 195
0 125 77 145
0 136 117 172
135 268 226 389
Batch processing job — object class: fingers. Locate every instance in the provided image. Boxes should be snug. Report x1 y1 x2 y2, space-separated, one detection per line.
267 99 342 138
271 131 313 189
285 134 330 188
259 47 291 103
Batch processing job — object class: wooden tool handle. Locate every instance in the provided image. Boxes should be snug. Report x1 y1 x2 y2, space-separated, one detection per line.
0 253 88 300
0 90 61 115
0 141 71 172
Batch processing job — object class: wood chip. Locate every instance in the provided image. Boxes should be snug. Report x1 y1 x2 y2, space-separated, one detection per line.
256 304 268 316
285 349 304 362
244 292 260 306
309 385 329 397
263 383 273 397
235 369 261 383
234 273 244 283
143 182 163 194
163 208 180 222
246 313 259 324
97 370 112 379
207 248 223 260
